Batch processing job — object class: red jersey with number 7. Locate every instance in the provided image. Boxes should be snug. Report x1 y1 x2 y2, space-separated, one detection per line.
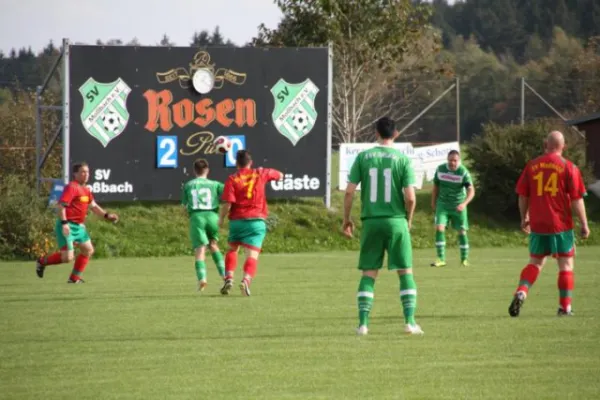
59 181 94 224
515 153 586 234
222 167 283 220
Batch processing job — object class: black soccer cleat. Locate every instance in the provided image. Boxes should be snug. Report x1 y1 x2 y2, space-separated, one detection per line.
557 308 574 317
67 278 85 284
36 259 45 278
220 278 233 295
508 292 526 317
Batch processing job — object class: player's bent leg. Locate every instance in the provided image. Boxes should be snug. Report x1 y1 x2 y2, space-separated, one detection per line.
239 247 261 297
208 241 226 279
221 243 240 295
508 256 546 317
557 255 575 316
194 246 208 292
432 223 447 267
458 228 470 266
36 247 69 278
68 241 93 283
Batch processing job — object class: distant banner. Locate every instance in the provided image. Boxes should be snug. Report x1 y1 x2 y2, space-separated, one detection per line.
338 141 460 190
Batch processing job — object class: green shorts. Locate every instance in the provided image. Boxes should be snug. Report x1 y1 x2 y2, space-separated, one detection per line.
189 211 219 250
358 217 413 270
529 230 575 259
228 219 267 252
435 207 469 231
55 220 91 251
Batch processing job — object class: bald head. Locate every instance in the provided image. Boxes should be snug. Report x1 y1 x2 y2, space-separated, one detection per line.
545 130 565 153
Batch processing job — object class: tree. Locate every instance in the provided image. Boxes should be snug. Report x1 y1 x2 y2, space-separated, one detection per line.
191 26 235 47
253 0 442 143
159 34 174 47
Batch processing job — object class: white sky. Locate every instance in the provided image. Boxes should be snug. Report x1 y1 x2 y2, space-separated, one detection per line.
0 0 284 54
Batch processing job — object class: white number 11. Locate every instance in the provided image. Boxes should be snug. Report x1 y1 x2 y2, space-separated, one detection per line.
369 168 392 203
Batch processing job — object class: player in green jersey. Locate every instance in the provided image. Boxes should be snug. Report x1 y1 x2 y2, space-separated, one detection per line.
343 117 424 336
181 159 226 292
430 150 475 267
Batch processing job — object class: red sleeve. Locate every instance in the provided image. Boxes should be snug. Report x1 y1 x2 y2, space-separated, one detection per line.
59 183 76 206
568 164 586 200
515 165 530 197
221 178 236 203
262 168 283 182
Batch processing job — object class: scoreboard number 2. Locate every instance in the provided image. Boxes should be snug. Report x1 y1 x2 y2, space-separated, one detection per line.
156 136 178 168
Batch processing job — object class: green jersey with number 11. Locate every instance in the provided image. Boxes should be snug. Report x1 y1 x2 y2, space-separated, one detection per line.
181 178 224 214
348 146 416 220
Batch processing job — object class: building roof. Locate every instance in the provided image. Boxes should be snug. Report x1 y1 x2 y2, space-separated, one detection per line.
566 112 600 126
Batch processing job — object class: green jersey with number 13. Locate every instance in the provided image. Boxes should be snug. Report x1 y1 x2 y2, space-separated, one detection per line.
348 146 416 220
181 178 224 214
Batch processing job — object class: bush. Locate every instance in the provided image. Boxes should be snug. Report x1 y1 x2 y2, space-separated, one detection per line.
0 175 55 260
468 120 591 219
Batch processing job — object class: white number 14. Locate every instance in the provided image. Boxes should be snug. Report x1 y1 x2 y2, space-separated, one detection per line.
369 168 392 203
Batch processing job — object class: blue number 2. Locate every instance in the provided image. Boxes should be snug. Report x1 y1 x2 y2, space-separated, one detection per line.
157 136 178 168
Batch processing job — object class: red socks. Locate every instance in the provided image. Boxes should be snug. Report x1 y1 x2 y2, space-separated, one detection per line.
558 271 574 312
225 250 238 279
243 258 258 283
516 264 541 295
41 252 62 266
69 255 89 281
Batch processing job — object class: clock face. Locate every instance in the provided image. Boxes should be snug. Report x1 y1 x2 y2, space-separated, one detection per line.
192 68 215 94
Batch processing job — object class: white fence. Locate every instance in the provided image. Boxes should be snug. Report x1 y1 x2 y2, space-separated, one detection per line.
338 141 460 190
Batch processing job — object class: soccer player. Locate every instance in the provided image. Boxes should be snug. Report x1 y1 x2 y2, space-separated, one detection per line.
508 130 590 317
181 159 226 292
35 162 119 283
430 150 475 267
218 150 283 296
343 117 423 336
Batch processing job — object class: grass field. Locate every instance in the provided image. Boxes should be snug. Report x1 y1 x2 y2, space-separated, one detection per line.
2 248 600 399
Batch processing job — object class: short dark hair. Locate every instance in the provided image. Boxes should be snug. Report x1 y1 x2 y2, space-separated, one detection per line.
376 117 396 139
236 150 252 168
194 158 209 175
448 150 460 158
72 162 88 173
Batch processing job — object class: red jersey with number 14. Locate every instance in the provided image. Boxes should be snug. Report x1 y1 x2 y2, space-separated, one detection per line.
222 167 282 220
515 153 586 234
59 181 95 224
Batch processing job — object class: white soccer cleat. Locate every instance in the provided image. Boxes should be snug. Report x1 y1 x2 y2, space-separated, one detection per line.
404 323 424 335
356 325 369 336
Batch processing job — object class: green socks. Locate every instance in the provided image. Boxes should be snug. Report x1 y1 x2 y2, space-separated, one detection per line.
435 230 446 261
357 276 375 327
194 260 206 281
211 251 225 278
459 233 469 262
399 274 417 325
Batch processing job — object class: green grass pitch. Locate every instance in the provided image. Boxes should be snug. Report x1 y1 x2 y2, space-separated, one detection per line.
1 248 599 399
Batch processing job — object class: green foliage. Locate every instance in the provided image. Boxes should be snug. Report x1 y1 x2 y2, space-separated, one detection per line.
468 120 591 218
0 175 55 259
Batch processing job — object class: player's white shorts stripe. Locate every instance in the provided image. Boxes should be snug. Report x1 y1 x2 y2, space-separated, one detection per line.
436 241 446 246
400 289 417 296
357 291 374 298
460 245 470 249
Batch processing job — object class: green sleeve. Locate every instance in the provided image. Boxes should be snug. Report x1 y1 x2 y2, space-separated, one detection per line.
401 158 416 188
348 155 361 184
433 166 440 185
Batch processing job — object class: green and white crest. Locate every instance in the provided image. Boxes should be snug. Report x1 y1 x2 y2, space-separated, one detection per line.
270 78 319 146
79 77 132 147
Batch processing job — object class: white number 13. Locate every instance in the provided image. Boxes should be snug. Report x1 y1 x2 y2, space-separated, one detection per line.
369 168 392 203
